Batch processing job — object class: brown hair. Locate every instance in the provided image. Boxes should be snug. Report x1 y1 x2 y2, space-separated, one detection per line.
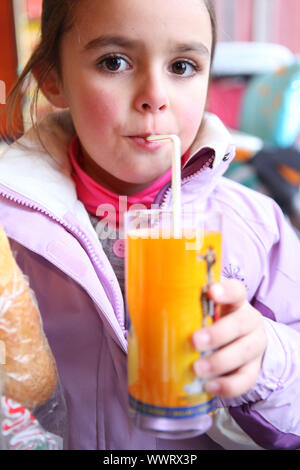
1 0 217 141
1 0 80 140
205 0 217 62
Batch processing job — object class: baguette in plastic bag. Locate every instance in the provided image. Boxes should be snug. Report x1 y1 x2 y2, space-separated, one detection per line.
0 224 57 410
0 223 66 449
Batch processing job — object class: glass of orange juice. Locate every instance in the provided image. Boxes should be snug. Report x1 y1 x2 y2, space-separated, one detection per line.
124 209 222 439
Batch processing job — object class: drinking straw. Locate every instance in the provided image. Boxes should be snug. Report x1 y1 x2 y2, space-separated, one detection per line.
146 135 182 237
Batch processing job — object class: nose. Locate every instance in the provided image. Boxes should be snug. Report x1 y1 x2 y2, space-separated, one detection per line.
133 70 169 114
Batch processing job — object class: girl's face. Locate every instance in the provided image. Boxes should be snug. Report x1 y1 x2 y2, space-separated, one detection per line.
57 0 212 194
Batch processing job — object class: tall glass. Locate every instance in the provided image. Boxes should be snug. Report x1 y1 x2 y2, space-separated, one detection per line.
125 209 222 439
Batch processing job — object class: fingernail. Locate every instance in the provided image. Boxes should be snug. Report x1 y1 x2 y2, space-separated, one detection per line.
204 381 220 394
194 331 211 349
210 283 225 300
195 360 211 375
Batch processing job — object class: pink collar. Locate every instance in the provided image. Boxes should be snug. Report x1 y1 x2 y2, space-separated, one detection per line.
69 136 188 227
69 137 190 227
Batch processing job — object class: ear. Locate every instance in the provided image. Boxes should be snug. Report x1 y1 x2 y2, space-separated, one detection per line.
33 66 69 109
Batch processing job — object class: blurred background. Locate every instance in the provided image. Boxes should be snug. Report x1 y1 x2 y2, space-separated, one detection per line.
215 0 300 50
0 0 300 230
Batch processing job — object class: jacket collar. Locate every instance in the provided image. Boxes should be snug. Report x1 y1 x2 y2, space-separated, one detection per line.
187 112 234 169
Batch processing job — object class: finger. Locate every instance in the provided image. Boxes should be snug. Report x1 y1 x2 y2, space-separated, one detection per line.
193 327 266 379
193 303 262 352
208 279 247 315
203 359 261 398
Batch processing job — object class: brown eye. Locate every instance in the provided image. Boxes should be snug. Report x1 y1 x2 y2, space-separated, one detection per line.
170 60 199 77
105 57 122 71
98 55 129 72
172 61 187 75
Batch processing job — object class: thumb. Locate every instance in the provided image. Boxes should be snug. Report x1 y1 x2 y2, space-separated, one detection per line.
208 279 247 314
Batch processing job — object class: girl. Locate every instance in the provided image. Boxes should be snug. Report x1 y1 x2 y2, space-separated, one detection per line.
1 0 300 450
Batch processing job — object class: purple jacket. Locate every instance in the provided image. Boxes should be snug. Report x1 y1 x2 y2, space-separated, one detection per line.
0 113 300 450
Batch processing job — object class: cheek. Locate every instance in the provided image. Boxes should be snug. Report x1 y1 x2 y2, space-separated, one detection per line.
182 106 204 128
179 98 206 146
72 85 120 133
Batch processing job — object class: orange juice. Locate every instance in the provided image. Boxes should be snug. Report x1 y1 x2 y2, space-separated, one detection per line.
125 227 222 434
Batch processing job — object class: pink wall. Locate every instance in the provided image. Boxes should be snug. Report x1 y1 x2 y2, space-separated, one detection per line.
234 0 253 42
214 0 300 54
272 0 300 53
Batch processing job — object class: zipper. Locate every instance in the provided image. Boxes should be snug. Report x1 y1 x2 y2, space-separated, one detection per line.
0 188 126 334
157 154 215 208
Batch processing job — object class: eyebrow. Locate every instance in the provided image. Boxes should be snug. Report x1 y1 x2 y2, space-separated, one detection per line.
173 42 210 56
82 35 210 57
83 36 142 51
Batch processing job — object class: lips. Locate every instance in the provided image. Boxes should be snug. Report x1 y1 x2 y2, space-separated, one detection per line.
130 135 150 140
128 133 154 140
126 134 167 151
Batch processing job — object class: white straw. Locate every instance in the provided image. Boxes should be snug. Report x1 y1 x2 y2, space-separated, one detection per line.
146 134 182 237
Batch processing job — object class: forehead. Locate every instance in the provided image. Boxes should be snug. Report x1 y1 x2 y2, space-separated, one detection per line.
70 0 212 52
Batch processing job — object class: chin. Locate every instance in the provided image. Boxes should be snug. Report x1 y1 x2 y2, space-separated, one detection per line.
128 163 170 182
124 173 166 186
113 171 165 195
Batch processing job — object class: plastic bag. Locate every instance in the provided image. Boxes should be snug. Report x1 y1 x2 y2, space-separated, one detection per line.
0 224 66 449
0 376 63 450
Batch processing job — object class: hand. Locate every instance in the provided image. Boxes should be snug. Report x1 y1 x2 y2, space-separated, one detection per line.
192 279 267 398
